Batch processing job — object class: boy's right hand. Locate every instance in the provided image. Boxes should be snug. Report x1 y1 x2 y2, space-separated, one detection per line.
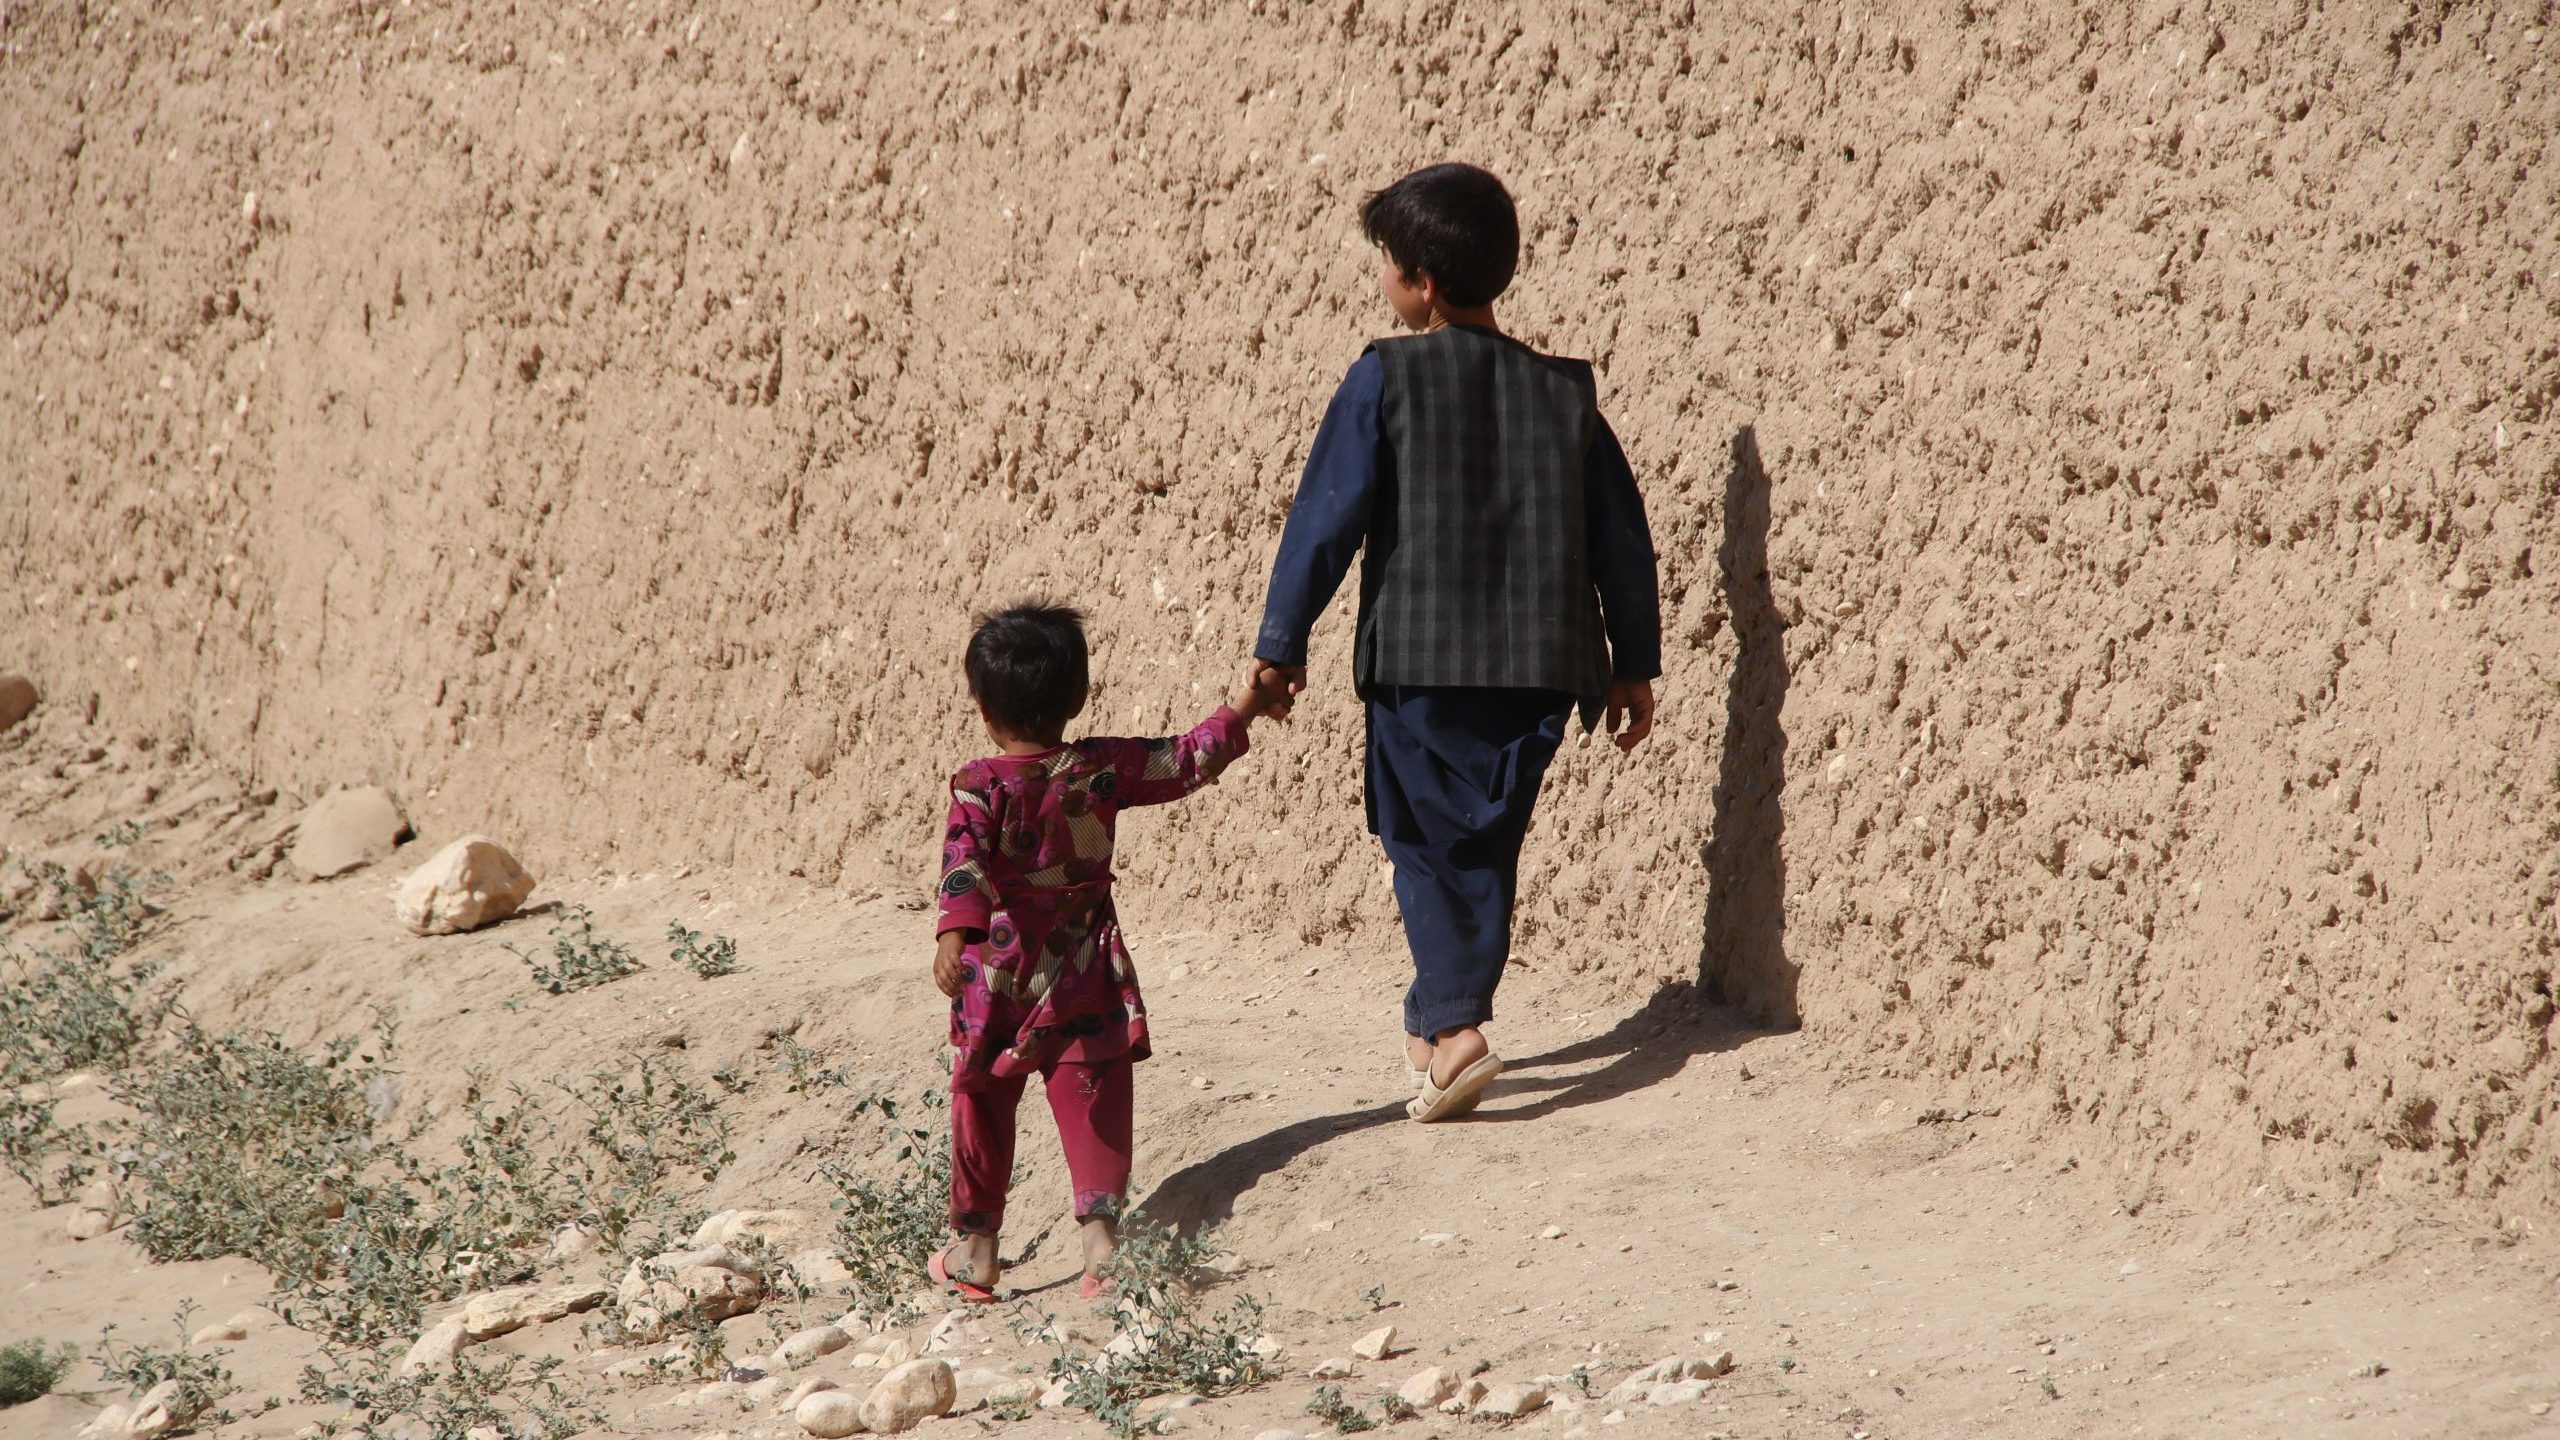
1238 660 1303 722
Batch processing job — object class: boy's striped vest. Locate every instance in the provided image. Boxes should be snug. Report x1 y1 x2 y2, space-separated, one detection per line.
1355 325 1613 703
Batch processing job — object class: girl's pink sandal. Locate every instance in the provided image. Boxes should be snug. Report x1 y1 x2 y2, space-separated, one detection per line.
931 1243 999 1304
1079 1271 1106 1302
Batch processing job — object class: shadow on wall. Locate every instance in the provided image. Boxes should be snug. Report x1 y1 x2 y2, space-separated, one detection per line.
1699 425 1798 1029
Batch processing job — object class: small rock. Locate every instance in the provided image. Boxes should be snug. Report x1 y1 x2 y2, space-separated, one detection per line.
795 1248 855 1287
1538 1225 1566 1240
1478 1382 1550 1418
65 1206 114 1240
288 785 409 879
876 1337 916 1366
1418 1232 1455 1246
394 835 536 934
776 1325 853 1368
458 1281 611 1339
1399 1367 1460 1408
1252 1432 1305 1440
1645 1380 1712 1406
1036 1379 1072 1409
985 1378 1039 1405
550 1223 600 1263
400 1317 468 1375
190 1320 249 1346
783 1377 840 1411
1450 1377 1489 1409
0 675 36 731
795 1389 863 1437
76 1403 133 1440
692 1208 808 1248
1351 1325 1398 1361
1310 1357 1355 1379
860 1358 957 1433
2530 1401 2551 1416
119 1379 189 1439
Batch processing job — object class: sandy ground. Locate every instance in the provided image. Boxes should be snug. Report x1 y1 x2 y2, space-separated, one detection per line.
5 726 2556 1439
5 0 2556 1223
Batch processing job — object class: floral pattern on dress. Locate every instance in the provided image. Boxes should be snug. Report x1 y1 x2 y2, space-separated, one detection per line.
936 707 1248 1089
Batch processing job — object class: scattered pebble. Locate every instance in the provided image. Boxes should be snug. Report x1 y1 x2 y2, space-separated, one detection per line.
1399 1366 1460 1408
1477 1381 1550 1418
860 1359 958 1433
1539 1225 1566 1240
794 1389 862 1438
1352 1325 1399 1361
1310 1358 1355 1380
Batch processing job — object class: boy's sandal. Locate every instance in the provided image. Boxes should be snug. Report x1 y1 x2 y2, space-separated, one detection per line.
1407 1053 1504 1123
1409 1061 1489 1119
930 1243 999 1304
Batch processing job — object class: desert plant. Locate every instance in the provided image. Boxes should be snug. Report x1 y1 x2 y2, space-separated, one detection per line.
773 1035 850 1093
1307 1383 1379 1433
94 1305 240 1428
299 1348 592 1440
0 1083 95 1204
822 1092 952 1321
112 1026 380 1272
0 1339 76 1408
551 1057 734 1251
667 922 738 979
1038 1217 1274 1439
509 904 642 994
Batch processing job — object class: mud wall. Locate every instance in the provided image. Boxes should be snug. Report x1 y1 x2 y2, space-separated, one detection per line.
4 0 2555 1217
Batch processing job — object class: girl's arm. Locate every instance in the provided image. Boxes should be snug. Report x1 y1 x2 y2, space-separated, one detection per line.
936 777 1001 943
1108 700 1257 809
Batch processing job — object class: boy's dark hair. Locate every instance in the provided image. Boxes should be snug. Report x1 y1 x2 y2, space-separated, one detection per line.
965 601 1089 740
1360 162 1520 308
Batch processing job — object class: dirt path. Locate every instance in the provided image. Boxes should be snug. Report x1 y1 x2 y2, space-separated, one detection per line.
5 845 2555 1440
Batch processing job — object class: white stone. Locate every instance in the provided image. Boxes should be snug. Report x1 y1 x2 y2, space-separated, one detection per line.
394 835 535 934
793 1383 865 1424
783 1377 840 1412
692 1208 809 1248
776 1325 852 1367
794 1248 855 1287
1645 1380 1712 1406
1036 1379 1072 1409
1451 1377 1489 1409
65 1206 114 1240
288 785 408 879
458 1281 610 1339
1351 1325 1398 1361
399 1316 468 1375
859 1359 957 1433
1478 1382 1549 1418
550 1223 599 1262
190 1320 249 1346
1398 1367 1460 1408
1310 1357 1354 1379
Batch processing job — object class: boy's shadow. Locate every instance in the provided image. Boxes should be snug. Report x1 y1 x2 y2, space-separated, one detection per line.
1140 427 1796 1235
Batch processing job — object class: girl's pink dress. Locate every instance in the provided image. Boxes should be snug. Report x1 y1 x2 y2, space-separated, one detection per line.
935 707 1249 1090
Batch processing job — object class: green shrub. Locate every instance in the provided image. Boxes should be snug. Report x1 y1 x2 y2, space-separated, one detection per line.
1037 1218 1273 1439
0 865 166 1087
667 923 739 979
93 1306 240 1428
0 1339 76 1408
509 904 643 994
299 1348 593 1440
823 1092 952 1322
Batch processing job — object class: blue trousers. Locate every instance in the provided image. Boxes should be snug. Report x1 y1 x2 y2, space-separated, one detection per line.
1365 685 1575 1040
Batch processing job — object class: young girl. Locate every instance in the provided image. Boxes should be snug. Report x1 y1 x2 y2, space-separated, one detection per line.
929 601 1288 1301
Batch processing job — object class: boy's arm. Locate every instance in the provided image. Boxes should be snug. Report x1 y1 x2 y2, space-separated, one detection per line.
1588 416 1663 749
1252 354 1384 682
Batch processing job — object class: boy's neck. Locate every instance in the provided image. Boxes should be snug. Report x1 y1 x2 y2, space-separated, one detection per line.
1428 303 1499 333
995 734 1065 757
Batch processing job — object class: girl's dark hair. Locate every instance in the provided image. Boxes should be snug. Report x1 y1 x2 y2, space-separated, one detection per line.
965 601 1089 739
1360 162 1520 308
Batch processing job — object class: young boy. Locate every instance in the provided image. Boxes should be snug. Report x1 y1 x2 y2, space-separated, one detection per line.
931 602 1288 1301
1253 162 1662 1122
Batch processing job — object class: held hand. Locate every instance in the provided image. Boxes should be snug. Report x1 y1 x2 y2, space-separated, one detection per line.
933 931 970 997
1239 659 1306 722
1604 679 1656 754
